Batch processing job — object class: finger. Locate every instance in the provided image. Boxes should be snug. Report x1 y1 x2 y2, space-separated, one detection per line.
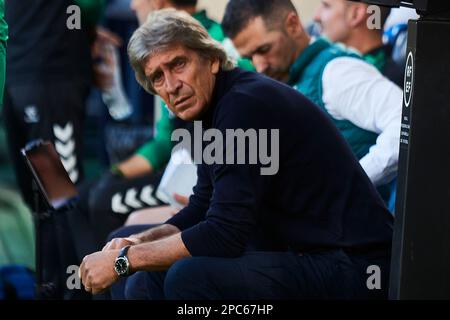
124 237 138 246
102 241 112 252
111 240 122 250
80 256 89 287
103 240 116 251
97 27 123 47
105 238 123 251
92 286 107 295
174 193 189 206
103 239 117 251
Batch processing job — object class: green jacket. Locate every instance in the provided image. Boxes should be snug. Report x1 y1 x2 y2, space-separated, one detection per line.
288 38 378 160
288 38 392 202
74 0 106 26
0 2 33 264
0 0 7 105
136 10 253 170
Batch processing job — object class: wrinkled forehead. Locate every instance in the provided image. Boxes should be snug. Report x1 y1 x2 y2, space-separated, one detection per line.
143 44 194 76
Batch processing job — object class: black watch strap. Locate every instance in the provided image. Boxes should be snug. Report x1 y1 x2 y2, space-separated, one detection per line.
119 245 131 258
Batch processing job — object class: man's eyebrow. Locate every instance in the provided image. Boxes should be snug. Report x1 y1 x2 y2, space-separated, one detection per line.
146 67 161 82
239 49 254 60
146 56 186 79
241 52 252 60
243 44 269 59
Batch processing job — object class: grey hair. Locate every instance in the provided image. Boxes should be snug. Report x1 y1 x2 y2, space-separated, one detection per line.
128 8 235 94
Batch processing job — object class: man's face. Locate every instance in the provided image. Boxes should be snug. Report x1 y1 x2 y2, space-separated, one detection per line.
130 0 164 25
144 45 220 121
232 17 299 83
314 0 351 43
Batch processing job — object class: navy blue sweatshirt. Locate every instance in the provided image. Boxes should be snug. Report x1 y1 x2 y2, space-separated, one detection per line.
167 68 393 257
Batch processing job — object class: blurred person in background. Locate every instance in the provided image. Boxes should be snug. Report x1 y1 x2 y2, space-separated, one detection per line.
3 0 106 208
222 0 402 207
313 0 404 87
313 0 406 211
3 0 110 300
79 9 393 299
83 0 254 243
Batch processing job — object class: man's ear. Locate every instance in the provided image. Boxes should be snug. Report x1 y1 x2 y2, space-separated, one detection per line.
284 12 302 38
211 57 220 75
347 4 368 28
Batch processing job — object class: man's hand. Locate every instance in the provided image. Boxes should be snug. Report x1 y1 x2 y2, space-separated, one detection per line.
102 237 142 251
91 27 122 90
91 27 122 60
174 193 189 207
92 45 115 90
117 155 153 178
96 26 123 47
79 250 120 295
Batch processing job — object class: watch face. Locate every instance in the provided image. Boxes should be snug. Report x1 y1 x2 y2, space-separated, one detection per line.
114 257 129 276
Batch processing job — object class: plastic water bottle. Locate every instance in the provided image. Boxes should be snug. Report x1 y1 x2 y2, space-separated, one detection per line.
100 43 133 121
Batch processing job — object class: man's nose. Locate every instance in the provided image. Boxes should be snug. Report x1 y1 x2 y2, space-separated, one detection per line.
313 7 322 24
253 55 269 74
130 0 137 11
165 74 182 95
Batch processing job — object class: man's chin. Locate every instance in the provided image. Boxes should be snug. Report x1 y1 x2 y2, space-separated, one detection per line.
264 70 288 82
177 110 199 122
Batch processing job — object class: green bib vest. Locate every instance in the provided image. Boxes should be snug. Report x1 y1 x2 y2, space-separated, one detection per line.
288 38 391 203
288 38 378 160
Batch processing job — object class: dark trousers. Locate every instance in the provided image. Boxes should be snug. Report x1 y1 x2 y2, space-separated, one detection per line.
109 226 390 300
2 82 89 208
125 251 390 300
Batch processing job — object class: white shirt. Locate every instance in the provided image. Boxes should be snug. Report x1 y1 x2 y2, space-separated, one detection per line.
322 56 403 187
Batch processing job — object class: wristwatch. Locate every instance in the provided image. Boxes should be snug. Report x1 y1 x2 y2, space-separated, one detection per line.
114 245 131 277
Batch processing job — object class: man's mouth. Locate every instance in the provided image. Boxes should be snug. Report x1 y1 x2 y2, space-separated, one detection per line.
174 96 193 109
264 69 284 81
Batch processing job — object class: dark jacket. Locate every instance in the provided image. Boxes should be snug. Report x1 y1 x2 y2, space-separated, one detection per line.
168 68 393 257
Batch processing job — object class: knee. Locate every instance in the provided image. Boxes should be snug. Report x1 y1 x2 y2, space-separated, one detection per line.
124 271 166 300
164 258 208 299
124 272 150 300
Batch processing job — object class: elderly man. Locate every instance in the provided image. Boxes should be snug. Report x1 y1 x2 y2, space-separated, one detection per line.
222 0 403 204
79 9 393 300
313 0 404 87
111 0 253 180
